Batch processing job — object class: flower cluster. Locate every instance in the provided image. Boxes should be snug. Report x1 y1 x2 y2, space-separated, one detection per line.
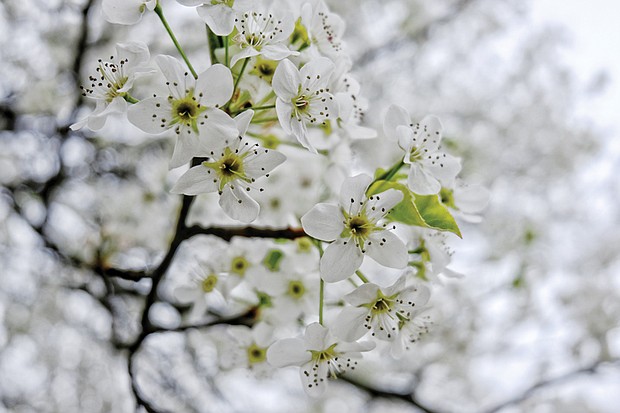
78 0 489 397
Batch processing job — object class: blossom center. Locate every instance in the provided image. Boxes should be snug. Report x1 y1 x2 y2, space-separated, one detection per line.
201 274 218 292
287 280 305 299
230 256 250 276
247 343 267 364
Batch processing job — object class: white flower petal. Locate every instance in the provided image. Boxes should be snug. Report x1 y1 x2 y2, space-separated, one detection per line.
300 57 335 92
426 153 461 185
200 108 239 147
304 322 330 350
197 4 236 36
300 360 328 397
384 104 411 139
267 338 310 367
102 0 146 25
301 203 344 241
417 115 443 153
366 188 403 221
171 165 219 194
273 59 301 100
244 149 286 178
127 97 171 134
344 283 380 306
275 98 293 134
169 134 200 169
408 162 441 195
219 184 260 223
338 174 372 216
196 64 233 108
332 307 369 342
262 44 297 61
230 47 260 69
233 110 254 136
365 230 408 269
320 238 364 282
155 55 193 95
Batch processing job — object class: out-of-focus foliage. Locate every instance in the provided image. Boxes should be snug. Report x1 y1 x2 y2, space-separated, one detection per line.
1 0 618 412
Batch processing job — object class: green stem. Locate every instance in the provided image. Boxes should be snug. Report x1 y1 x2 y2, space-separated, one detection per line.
231 105 275 115
251 117 279 124
375 156 405 183
355 270 369 283
205 25 220 65
124 94 139 104
224 36 229 67
250 104 276 111
319 278 325 325
315 240 325 326
233 58 250 95
155 4 198 79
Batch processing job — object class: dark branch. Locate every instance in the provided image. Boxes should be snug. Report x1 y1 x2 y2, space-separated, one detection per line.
341 376 442 413
482 359 620 413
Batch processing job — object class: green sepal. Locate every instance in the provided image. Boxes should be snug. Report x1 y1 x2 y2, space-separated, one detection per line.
263 249 285 271
368 180 462 238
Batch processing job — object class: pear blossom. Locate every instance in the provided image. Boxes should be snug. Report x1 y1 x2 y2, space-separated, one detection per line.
178 0 254 36
301 174 408 282
220 323 276 375
384 105 461 195
127 55 238 168
391 306 434 358
71 42 151 131
170 110 287 223
174 260 231 322
102 0 156 25
409 227 463 281
247 256 318 323
273 58 338 152
333 274 431 342
300 0 345 58
267 322 374 396
229 10 298 67
330 56 376 140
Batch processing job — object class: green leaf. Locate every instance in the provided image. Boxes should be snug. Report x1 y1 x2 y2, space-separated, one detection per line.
368 181 462 238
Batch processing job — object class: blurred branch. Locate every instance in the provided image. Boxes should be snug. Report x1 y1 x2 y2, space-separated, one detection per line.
342 376 443 413
482 358 620 413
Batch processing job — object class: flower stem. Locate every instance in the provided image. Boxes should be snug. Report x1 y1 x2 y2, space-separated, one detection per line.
233 58 250 95
224 36 229 67
205 25 220 65
250 105 276 111
251 117 279 124
319 278 325 325
315 240 325 326
124 94 139 104
355 270 369 283
375 157 405 183
154 3 198 79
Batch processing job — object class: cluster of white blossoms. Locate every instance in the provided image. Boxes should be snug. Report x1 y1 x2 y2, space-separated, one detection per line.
75 0 490 397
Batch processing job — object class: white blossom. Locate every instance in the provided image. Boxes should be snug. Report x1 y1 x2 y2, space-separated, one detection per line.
229 10 298 67
127 55 237 168
71 42 151 131
333 274 431 342
170 110 286 223
102 0 156 25
267 322 374 397
384 105 461 195
273 58 338 153
301 174 408 282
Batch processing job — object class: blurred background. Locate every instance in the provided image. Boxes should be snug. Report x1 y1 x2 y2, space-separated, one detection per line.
1 0 619 412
